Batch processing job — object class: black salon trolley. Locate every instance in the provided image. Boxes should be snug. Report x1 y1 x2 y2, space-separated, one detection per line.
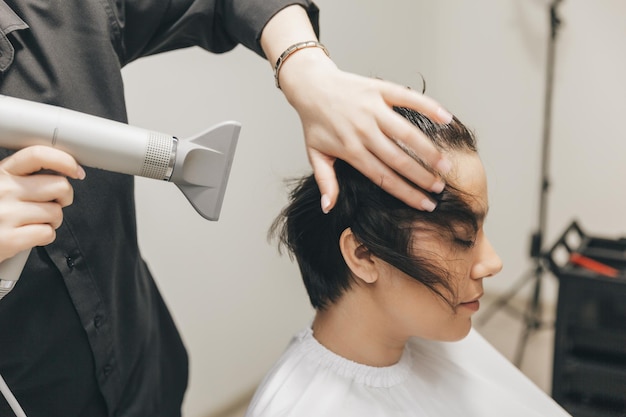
546 221 626 417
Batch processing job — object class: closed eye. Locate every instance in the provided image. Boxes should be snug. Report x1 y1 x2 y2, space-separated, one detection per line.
454 238 476 249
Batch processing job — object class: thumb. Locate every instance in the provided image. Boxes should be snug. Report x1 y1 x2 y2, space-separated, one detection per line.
309 150 338 214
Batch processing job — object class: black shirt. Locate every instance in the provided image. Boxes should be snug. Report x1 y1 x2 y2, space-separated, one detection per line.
0 1 319 416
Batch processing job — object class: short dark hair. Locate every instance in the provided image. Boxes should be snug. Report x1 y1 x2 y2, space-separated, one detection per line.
270 108 480 310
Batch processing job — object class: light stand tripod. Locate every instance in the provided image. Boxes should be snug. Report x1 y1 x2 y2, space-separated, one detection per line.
477 0 564 368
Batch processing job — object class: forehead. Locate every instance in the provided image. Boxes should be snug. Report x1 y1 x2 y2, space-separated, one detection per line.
447 152 488 219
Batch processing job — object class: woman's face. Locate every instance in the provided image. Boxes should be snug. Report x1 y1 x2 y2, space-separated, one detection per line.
373 152 502 342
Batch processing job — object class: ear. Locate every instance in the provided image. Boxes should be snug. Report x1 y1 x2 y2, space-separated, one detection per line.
339 228 380 284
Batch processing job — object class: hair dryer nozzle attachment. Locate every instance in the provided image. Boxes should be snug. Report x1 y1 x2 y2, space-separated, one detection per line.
170 121 240 221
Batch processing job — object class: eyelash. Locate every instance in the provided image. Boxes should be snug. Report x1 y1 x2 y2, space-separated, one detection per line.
455 238 476 249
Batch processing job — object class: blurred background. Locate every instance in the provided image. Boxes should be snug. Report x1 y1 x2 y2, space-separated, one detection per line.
120 1 626 416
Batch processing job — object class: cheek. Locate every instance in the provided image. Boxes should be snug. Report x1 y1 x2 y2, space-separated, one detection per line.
436 257 473 303
385 275 442 316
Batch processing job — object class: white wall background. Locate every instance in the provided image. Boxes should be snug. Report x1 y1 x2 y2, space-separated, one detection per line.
121 1 626 415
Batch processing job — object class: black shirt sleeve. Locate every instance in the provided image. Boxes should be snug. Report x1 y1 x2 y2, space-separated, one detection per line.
119 0 320 64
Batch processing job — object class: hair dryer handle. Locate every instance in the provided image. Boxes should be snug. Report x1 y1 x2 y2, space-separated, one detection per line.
0 249 31 301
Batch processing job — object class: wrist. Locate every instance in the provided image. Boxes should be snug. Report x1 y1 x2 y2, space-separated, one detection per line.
273 41 330 89
276 48 337 99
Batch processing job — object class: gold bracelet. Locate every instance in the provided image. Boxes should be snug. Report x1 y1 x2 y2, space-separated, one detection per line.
273 41 330 89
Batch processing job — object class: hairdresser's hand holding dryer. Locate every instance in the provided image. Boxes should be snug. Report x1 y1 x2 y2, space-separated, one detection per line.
0 147 84 264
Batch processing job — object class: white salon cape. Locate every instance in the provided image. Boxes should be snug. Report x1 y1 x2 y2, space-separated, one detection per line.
245 327 572 417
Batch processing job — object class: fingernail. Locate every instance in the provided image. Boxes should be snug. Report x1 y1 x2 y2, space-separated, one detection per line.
76 166 86 180
437 107 453 124
431 180 445 194
422 199 437 212
321 194 331 214
436 158 452 175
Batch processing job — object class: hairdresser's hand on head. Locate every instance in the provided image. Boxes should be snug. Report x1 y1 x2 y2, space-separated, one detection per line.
262 6 454 214
0 146 85 262
283 66 454 214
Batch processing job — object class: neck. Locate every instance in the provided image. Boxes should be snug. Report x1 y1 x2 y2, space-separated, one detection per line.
312 290 407 367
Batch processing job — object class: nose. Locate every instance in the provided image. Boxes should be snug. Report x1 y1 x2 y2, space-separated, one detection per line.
471 235 503 280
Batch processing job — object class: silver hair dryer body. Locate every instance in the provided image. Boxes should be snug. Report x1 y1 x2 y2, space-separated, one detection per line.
0 94 240 298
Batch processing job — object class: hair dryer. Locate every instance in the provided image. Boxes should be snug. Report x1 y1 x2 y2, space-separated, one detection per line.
0 94 240 300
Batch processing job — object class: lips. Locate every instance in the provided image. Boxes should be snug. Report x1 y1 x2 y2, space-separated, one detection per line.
458 293 483 312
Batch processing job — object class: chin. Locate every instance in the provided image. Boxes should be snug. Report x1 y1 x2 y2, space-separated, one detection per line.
439 320 473 342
